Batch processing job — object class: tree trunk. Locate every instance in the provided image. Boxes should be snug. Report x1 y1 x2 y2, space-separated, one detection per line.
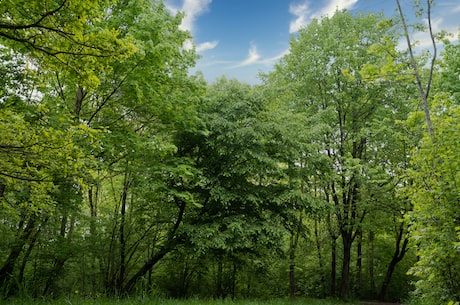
379 223 409 301
395 0 435 137
0 217 36 286
314 220 326 297
74 85 86 118
356 229 362 297
330 237 337 296
289 241 296 299
289 212 302 299
369 230 376 294
43 214 76 296
118 174 130 293
18 218 45 284
122 199 186 293
340 231 353 299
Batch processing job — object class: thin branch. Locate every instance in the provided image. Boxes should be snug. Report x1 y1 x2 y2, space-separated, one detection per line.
0 171 47 182
0 0 67 31
425 0 437 100
395 0 435 137
88 62 142 124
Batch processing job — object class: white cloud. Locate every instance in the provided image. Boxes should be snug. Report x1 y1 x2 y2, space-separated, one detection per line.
196 40 219 52
179 0 212 32
165 1 216 52
312 0 358 20
289 0 358 33
412 17 444 49
165 0 212 33
289 3 310 33
397 16 459 52
233 44 261 68
262 48 291 64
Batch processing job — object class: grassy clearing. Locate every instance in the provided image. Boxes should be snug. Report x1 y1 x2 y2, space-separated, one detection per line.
0 297 359 305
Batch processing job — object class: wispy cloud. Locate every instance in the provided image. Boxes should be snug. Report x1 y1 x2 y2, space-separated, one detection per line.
196 40 219 52
412 17 444 49
397 16 459 51
166 0 212 33
165 0 215 51
233 44 261 68
289 0 358 33
312 0 358 20
289 3 310 33
262 49 291 64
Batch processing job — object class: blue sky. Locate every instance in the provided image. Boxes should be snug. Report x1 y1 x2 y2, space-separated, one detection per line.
165 0 460 84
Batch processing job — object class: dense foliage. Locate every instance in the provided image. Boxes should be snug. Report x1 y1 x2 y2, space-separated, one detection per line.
1 0 458 304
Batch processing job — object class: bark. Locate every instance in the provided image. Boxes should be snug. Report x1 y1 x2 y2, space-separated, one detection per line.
74 85 86 117
314 220 326 297
356 229 363 297
18 224 42 284
118 174 130 293
330 237 337 296
326 207 338 296
396 0 435 137
369 230 376 294
0 217 36 286
379 222 409 301
289 240 296 299
289 212 302 299
122 199 186 293
43 214 76 295
339 231 353 299
216 258 224 298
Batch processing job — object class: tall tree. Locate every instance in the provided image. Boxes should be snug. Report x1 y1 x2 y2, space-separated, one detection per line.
407 39 460 304
265 10 411 299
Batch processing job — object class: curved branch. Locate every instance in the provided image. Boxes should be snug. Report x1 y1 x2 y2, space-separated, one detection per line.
395 0 434 137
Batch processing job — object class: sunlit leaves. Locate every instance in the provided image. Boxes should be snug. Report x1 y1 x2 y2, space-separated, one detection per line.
408 97 460 303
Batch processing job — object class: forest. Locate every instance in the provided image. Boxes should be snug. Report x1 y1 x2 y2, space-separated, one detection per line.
0 0 459 304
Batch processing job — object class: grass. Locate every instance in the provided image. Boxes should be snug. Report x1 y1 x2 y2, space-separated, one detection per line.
0 296 359 305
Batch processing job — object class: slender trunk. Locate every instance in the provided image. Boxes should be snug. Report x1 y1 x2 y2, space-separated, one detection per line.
216 258 224 298
330 237 337 296
87 185 98 294
88 186 98 233
122 199 186 293
74 85 86 118
289 237 296 299
43 215 76 296
314 219 326 297
0 217 36 286
18 225 42 284
379 223 409 301
118 174 129 293
326 210 337 296
395 0 435 137
289 212 302 299
356 229 362 297
340 232 352 299
231 261 237 300
369 230 376 294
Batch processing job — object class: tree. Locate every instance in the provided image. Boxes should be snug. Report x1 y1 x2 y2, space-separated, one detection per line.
1 0 201 297
177 78 288 298
265 10 412 299
406 39 460 303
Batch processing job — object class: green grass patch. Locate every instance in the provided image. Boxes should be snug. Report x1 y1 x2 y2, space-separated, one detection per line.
0 297 358 305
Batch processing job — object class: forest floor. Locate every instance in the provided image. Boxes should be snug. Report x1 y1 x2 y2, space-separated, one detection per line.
361 301 401 305
0 297 407 305
0 297 363 305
